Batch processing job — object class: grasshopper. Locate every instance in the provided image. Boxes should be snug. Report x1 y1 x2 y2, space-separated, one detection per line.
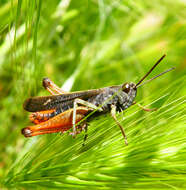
22 55 174 145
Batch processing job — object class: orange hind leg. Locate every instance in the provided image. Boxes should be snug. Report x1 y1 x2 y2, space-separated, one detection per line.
29 78 68 124
22 107 90 137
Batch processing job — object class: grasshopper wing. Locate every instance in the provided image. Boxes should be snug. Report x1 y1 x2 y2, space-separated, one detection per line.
23 88 105 112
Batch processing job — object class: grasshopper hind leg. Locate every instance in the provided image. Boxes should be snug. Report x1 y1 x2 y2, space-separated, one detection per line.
42 77 67 95
29 78 68 124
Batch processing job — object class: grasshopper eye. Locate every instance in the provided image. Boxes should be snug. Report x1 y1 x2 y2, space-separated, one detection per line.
122 83 130 93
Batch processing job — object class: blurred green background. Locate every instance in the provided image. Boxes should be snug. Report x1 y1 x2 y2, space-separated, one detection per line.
0 0 186 189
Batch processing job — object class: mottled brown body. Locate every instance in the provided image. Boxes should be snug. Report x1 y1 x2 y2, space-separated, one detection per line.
24 83 136 117
22 81 137 141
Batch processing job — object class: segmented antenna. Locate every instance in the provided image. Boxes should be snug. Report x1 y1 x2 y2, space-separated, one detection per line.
136 54 166 87
137 67 175 88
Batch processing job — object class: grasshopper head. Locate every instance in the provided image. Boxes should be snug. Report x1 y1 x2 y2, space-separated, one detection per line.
122 82 137 103
122 82 136 94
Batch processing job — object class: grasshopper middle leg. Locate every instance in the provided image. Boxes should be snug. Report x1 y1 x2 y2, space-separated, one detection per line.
111 105 128 145
72 98 103 137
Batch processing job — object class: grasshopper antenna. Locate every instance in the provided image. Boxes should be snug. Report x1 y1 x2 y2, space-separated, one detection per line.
137 67 175 88
136 54 166 87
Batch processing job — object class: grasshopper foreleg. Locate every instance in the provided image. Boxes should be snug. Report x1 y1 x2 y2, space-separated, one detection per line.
133 102 157 112
111 105 128 145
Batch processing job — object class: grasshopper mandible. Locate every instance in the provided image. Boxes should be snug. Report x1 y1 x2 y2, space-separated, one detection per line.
22 55 174 145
